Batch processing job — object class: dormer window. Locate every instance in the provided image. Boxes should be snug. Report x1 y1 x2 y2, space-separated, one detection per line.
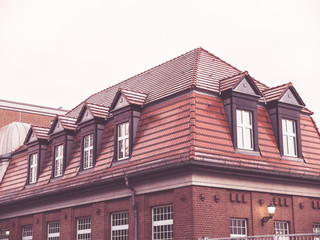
236 110 253 150
25 126 50 186
264 83 305 160
54 144 64 177
76 103 109 171
29 153 38 184
48 115 77 177
83 134 93 169
282 119 297 157
117 122 129 160
110 88 148 163
220 72 262 154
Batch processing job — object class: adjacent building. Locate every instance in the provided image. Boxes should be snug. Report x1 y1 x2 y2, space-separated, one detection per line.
0 48 319 240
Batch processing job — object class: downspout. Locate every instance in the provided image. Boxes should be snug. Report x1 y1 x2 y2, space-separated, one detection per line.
125 175 137 240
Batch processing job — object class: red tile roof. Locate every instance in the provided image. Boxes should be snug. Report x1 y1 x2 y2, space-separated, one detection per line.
32 126 50 140
220 72 246 92
119 88 148 106
67 48 241 118
49 115 77 134
80 102 110 120
0 47 319 206
262 83 292 102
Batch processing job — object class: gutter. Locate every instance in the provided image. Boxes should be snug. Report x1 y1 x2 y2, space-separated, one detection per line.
0 153 11 160
125 175 137 240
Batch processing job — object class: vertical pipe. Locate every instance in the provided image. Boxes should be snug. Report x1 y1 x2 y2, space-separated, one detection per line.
125 176 137 240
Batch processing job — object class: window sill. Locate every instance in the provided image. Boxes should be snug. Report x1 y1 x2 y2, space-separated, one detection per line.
281 155 305 163
50 176 63 183
112 159 130 166
25 183 37 189
235 148 261 157
78 168 94 175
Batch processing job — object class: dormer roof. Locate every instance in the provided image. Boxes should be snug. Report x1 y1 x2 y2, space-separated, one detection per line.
25 126 50 144
49 115 77 135
219 71 262 96
263 83 305 106
77 102 110 124
110 88 148 111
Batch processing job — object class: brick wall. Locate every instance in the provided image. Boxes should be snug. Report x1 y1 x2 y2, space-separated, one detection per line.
0 109 54 128
0 186 319 239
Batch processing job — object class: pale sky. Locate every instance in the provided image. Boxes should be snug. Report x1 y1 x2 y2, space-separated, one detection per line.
1 0 320 123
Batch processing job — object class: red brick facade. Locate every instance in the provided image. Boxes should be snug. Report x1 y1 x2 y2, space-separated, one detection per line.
0 109 54 128
0 186 319 239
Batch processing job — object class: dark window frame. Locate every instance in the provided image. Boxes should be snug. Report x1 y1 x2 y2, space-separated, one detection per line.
28 151 39 185
222 91 260 153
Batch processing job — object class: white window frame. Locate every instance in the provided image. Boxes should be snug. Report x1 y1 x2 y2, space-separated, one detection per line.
54 145 64 177
236 109 253 150
230 218 247 238
83 134 93 169
48 221 60 240
111 211 129 240
22 225 33 240
274 221 289 240
117 122 129 160
0 229 9 240
152 205 173 240
282 119 297 157
29 154 38 184
77 217 91 240
313 223 320 240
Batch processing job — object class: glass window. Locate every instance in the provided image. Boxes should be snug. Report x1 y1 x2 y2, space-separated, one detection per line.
237 110 253 150
0 229 9 240
83 134 93 169
274 221 289 240
54 145 64 177
22 225 33 240
77 217 91 240
152 205 173 240
111 211 129 240
117 122 129 160
48 221 60 240
314 223 320 240
230 218 247 238
29 154 38 184
282 119 297 157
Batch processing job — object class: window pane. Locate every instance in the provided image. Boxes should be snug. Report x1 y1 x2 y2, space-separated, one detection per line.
22 225 33 240
152 205 173 240
77 217 91 240
111 212 129 240
230 218 247 238
54 145 63 177
83 134 93 169
29 154 37 184
282 119 297 157
236 110 253 150
117 122 129 160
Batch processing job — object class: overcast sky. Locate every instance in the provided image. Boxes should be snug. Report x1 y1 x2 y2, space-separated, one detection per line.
1 0 320 123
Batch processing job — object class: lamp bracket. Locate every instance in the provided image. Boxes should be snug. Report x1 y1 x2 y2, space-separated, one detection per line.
261 216 272 226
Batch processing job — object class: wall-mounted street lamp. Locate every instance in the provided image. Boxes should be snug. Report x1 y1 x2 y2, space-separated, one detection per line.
261 201 276 226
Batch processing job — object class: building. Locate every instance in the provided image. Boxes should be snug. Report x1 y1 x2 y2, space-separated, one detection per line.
0 48 319 240
0 100 68 238
0 99 67 128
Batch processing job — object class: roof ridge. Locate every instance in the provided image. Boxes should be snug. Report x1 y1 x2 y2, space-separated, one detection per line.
199 47 242 73
191 48 202 87
85 102 110 108
119 87 149 95
262 82 291 93
66 48 200 116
